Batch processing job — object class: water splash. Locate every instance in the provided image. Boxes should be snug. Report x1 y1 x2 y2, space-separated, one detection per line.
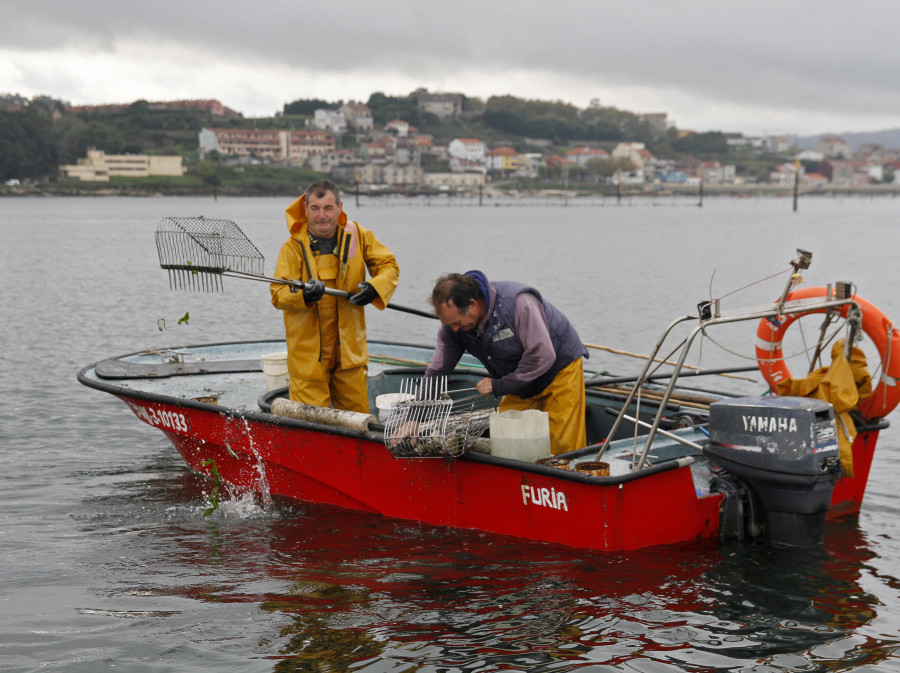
206 490 268 519
241 416 272 506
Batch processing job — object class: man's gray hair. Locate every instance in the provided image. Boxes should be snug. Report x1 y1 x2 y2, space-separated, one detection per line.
430 273 481 313
305 179 341 204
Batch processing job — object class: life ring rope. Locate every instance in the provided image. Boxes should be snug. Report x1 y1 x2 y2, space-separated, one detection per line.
754 321 846 366
755 286 900 420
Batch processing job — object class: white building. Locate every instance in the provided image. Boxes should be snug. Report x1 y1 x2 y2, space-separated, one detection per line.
418 92 463 120
313 109 347 134
485 146 519 173
339 102 373 131
817 136 852 159
611 142 653 170
383 161 424 186
565 146 609 168
423 172 485 190
448 138 486 173
199 128 335 164
60 149 185 182
769 162 804 186
385 120 410 137
762 136 791 153
516 153 545 178
796 150 825 163
448 138 486 162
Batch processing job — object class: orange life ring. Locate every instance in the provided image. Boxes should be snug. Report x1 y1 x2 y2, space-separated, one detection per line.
755 286 900 420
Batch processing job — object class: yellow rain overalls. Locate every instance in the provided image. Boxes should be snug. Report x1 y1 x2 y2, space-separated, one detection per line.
775 339 872 477
270 195 399 412
497 357 587 455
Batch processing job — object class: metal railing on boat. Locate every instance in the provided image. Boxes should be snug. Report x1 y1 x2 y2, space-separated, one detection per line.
599 292 860 470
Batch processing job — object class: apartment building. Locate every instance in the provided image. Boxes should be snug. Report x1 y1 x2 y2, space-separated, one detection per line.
485 146 519 174
285 131 337 165
199 128 335 164
565 146 609 167
313 109 347 134
448 138 487 173
339 102 374 130
60 149 185 182
418 92 463 120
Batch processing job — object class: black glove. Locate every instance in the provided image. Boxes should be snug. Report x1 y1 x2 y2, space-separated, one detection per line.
349 282 378 306
302 279 325 303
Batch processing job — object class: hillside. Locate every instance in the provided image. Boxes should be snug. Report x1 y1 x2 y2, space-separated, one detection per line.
794 128 900 152
3 92 899 195
0 92 706 185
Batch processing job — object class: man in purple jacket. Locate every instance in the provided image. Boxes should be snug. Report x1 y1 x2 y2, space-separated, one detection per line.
425 270 587 455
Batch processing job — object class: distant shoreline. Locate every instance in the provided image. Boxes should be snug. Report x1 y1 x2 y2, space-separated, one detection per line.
3 183 900 199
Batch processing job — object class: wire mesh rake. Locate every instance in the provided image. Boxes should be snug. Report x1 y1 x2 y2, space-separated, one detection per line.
155 216 267 292
383 376 496 458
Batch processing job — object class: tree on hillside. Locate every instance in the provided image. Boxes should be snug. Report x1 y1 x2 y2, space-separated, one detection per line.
67 102 207 154
194 161 226 199
54 115 133 163
483 95 664 143
483 109 526 135
528 116 578 142
484 95 627 143
0 106 57 180
461 95 485 116
672 131 728 155
366 92 420 126
486 95 580 122
128 99 151 114
585 156 633 178
283 98 339 116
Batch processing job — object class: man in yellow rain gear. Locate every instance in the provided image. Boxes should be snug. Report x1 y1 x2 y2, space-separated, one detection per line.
271 180 399 412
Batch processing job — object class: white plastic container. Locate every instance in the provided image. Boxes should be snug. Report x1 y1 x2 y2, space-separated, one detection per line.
489 409 551 462
375 392 414 422
260 352 289 391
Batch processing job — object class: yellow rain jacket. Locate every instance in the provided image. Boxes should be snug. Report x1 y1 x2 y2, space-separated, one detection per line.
775 339 872 477
270 194 399 385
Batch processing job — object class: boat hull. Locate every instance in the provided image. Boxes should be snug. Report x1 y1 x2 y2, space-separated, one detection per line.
79 332 886 552
117 394 723 552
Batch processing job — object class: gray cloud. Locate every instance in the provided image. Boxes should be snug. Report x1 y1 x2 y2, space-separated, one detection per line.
4 0 900 134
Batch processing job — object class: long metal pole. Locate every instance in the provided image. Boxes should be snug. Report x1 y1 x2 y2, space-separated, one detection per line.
190 269 438 320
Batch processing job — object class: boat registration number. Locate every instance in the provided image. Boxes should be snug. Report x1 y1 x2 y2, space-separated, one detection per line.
126 401 189 433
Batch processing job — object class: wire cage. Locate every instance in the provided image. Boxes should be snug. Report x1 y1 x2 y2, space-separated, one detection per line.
383 376 496 458
155 216 266 291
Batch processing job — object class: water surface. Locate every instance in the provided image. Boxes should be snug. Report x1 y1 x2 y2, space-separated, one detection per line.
2 195 899 671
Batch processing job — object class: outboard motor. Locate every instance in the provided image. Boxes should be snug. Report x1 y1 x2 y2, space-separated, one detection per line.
704 396 842 549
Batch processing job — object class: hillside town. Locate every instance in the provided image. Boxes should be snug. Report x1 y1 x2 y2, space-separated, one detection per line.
5 93 900 192
198 100 899 190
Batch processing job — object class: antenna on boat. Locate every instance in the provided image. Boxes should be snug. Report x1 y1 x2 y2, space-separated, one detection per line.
774 249 812 315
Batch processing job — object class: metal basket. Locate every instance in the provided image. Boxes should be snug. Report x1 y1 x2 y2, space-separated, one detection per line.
383 376 496 458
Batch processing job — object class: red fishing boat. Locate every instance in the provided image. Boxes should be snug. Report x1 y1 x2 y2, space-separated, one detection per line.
78 246 900 552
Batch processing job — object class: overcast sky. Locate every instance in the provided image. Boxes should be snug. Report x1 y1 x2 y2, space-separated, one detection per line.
3 1 898 137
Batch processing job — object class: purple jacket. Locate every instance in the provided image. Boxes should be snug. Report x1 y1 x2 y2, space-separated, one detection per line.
427 271 587 397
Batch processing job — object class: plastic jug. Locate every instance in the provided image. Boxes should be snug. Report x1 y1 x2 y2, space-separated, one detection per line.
260 352 289 391
489 409 551 462
375 393 414 422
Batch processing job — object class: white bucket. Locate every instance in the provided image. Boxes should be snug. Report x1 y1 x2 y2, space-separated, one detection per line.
489 409 551 462
375 392 414 422
260 352 289 391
